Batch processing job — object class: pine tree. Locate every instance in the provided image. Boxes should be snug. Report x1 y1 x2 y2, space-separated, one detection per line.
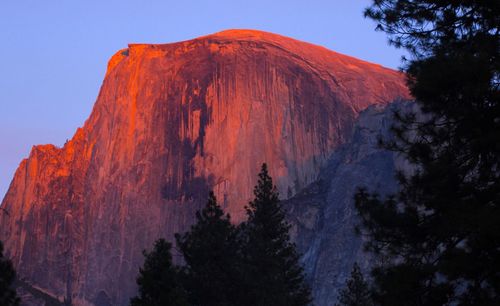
175 191 241 306
130 239 188 306
356 1 500 305
0 241 20 306
336 263 373 306
240 163 311 306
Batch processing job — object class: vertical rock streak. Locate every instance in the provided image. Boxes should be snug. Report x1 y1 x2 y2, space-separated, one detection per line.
0 30 409 305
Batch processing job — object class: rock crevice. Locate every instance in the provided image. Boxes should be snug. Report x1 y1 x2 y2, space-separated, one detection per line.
0 30 410 306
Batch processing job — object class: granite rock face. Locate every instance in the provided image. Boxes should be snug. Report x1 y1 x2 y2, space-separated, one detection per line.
0 30 409 305
287 101 413 306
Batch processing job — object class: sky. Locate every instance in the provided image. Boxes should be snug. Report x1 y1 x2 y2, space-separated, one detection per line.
0 0 406 199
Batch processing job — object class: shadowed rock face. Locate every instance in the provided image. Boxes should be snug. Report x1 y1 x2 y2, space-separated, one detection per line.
0 30 409 305
286 101 413 306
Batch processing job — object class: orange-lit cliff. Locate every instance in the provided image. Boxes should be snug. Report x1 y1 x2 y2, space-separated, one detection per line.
0 30 410 305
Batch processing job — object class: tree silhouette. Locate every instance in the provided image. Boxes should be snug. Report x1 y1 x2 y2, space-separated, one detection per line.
175 191 242 306
130 239 187 306
0 241 19 306
356 1 500 305
336 263 373 306
240 163 311 306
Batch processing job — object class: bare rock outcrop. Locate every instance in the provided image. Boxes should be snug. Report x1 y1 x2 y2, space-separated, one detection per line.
0 30 409 305
287 101 413 306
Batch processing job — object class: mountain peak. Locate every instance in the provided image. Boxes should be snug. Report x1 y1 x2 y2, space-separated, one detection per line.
0 30 410 306
207 28 292 40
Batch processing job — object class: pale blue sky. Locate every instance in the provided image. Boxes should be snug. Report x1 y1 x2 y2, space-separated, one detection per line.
0 0 405 199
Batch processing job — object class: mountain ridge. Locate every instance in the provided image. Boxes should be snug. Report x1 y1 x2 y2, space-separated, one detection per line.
1 30 409 305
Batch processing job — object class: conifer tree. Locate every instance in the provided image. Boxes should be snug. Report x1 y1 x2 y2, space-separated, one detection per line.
336 263 373 306
241 163 311 306
130 239 188 306
356 1 500 305
0 241 20 306
175 191 241 306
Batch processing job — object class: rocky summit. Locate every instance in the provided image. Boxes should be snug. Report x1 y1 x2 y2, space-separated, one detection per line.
0 30 410 305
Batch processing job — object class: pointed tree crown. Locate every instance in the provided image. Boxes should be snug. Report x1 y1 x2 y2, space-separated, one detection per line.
336 263 373 306
130 239 188 306
175 191 241 306
240 163 311 306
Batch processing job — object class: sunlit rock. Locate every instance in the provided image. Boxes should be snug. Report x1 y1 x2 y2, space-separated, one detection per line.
0 30 409 305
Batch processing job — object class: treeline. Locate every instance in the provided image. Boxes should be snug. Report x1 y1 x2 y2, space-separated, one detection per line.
350 1 499 306
130 164 311 306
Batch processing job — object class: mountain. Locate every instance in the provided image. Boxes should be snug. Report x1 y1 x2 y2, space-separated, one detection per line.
0 29 410 305
287 101 413 305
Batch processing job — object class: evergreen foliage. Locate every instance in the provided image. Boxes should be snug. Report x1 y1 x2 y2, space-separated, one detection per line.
356 1 500 305
240 163 311 306
132 164 310 305
175 192 241 306
130 239 188 306
0 241 20 306
336 263 373 306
